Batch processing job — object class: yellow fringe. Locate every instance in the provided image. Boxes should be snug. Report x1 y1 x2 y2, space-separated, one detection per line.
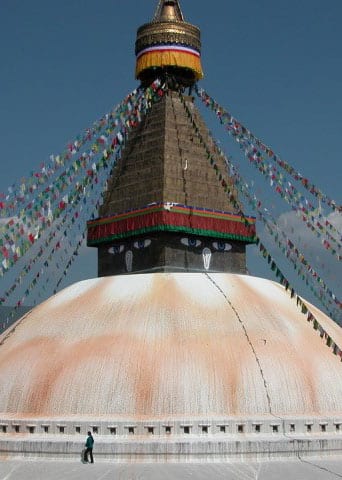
136 50 203 80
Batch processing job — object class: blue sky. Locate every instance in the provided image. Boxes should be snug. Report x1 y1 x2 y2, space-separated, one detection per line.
0 0 341 315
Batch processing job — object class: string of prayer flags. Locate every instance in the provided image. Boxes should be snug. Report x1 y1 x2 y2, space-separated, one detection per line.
1 80 167 323
0 88 143 217
0 90 143 236
177 89 340 320
0 80 166 278
222 150 341 318
1 145 119 324
0 181 96 306
195 86 342 254
254 238 342 363
195 85 341 215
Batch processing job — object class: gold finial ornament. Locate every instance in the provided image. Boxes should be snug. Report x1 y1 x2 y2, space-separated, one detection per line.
153 0 184 22
135 0 203 86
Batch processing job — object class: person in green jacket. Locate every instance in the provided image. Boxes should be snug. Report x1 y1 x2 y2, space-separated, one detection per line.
84 431 94 463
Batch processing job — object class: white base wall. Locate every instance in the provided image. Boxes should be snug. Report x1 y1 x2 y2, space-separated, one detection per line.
1 435 342 462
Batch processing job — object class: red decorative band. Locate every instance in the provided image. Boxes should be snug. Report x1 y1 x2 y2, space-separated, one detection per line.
87 204 256 246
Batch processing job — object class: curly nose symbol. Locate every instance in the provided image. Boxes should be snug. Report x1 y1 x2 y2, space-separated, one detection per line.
202 248 212 271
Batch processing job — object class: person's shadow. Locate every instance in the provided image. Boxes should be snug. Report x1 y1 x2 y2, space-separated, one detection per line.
81 448 88 464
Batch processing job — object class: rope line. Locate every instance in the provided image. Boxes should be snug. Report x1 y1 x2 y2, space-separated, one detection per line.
176 86 342 361
205 272 273 414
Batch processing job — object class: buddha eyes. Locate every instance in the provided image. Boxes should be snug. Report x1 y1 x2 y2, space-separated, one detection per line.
108 239 152 254
108 239 233 254
108 245 125 255
133 239 151 249
181 238 232 252
181 238 202 248
213 241 232 252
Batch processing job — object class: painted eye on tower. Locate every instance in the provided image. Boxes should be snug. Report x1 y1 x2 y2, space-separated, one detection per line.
181 238 202 248
213 241 232 252
108 245 125 255
133 239 152 250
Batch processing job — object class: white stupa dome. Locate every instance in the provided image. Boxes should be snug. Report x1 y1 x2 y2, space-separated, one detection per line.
1 272 341 420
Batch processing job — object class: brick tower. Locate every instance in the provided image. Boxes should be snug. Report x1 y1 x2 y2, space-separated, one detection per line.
87 0 256 276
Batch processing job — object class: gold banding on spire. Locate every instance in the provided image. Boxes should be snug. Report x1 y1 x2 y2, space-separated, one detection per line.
135 0 203 86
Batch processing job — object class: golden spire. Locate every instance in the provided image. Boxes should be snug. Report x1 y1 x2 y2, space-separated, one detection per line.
135 0 203 86
153 0 184 22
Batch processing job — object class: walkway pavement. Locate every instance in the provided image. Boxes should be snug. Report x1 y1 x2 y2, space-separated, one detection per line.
0 458 342 479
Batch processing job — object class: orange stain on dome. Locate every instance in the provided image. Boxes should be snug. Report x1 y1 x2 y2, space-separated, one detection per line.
0 273 341 420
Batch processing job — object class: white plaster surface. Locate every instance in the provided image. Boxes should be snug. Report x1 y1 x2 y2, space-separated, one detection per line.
1 273 342 463
1 273 341 419
0 458 342 479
